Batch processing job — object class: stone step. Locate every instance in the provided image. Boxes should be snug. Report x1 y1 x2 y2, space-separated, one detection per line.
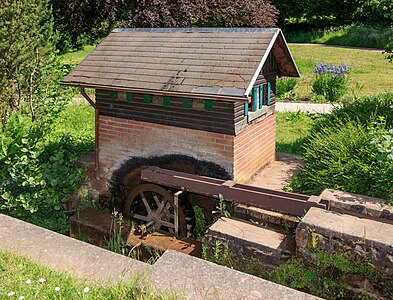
204 217 295 268
151 250 320 300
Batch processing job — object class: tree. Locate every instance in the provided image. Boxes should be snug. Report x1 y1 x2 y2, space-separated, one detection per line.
51 0 127 52
123 0 278 28
0 0 65 126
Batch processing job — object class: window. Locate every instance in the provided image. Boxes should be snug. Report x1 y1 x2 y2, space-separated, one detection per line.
151 95 162 104
244 83 272 116
118 92 127 101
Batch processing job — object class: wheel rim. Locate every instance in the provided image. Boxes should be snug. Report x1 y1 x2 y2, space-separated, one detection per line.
124 184 188 237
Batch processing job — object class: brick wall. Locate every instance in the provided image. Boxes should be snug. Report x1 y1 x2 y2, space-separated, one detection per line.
98 115 235 179
98 113 275 183
234 113 276 183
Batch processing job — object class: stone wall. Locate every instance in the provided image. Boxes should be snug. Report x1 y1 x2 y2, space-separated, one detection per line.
296 207 393 275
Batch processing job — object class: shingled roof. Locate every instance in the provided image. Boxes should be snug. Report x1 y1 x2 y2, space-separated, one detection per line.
61 28 299 101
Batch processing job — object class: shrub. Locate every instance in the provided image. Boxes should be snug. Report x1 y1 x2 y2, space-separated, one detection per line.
0 104 94 233
311 62 351 102
276 77 298 100
292 93 393 203
313 92 393 132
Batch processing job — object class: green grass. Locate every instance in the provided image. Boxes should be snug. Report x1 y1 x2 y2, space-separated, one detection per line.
289 43 393 98
50 101 95 139
276 112 317 156
0 251 170 300
61 45 96 65
284 24 391 49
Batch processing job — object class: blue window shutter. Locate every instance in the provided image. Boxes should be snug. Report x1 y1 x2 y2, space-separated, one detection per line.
267 82 271 105
252 87 258 111
244 103 249 116
259 85 263 109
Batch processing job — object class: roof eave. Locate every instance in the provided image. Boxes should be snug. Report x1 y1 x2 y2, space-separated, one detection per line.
60 82 249 103
244 29 300 97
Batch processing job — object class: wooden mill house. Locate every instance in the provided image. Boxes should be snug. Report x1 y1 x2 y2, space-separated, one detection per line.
61 27 299 195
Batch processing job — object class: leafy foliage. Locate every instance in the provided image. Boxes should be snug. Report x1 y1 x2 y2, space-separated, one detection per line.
51 0 126 52
276 77 298 100
52 0 278 52
292 93 393 203
204 241 393 299
311 62 351 102
273 0 392 28
0 0 70 125
0 115 92 233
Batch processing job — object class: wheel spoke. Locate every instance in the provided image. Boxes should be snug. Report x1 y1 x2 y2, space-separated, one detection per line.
156 220 175 229
132 213 151 222
140 192 152 215
153 194 161 207
164 202 172 211
155 199 167 217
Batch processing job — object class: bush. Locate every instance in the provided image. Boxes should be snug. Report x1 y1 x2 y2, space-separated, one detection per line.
276 77 298 100
313 92 393 131
292 93 393 203
0 102 94 233
311 62 351 102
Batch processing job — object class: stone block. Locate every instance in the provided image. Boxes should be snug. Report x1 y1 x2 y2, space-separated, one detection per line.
205 217 294 268
151 250 320 300
320 189 393 222
234 204 297 230
296 207 393 274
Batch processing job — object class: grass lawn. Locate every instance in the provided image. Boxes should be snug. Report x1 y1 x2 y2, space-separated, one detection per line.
276 112 317 156
289 43 393 98
0 251 166 300
61 45 97 65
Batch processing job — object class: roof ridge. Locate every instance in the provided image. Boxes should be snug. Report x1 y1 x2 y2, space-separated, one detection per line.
112 27 279 33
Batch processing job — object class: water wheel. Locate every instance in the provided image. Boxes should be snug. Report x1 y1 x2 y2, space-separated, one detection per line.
123 183 193 238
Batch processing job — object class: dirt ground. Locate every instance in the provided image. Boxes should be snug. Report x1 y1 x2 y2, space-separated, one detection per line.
249 153 305 191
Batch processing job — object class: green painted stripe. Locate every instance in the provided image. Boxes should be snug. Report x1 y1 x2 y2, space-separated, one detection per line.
109 91 117 100
163 96 170 106
252 87 258 111
182 98 191 108
144 94 151 103
126 92 133 102
267 82 271 105
259 85 263 109
204 100 213 111
244 103 249 116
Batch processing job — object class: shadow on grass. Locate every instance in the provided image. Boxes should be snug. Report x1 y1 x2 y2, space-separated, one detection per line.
276 136 310 156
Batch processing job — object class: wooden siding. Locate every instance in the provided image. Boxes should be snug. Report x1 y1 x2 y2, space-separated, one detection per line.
96 89 236 135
